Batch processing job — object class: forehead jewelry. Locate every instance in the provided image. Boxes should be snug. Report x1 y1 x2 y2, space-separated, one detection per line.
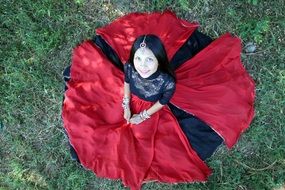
140 35 147 52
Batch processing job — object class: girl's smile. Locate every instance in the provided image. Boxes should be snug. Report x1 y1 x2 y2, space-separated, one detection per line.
138 69 150 74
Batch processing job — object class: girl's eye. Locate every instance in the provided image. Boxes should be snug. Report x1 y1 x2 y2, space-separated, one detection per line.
135 57 141 61
146 58 153 62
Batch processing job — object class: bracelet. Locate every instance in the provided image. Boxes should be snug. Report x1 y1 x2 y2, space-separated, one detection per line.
122 97 130 109
139 110 151 121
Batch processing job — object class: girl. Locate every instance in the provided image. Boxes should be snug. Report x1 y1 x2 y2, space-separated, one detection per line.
122 34 176 125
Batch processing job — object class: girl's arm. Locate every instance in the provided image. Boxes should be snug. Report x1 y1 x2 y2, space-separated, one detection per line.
130 78 175 124
124 82 131 98
145 79 175 116
129 101 165 124
146 101 164 116
123 82 131 123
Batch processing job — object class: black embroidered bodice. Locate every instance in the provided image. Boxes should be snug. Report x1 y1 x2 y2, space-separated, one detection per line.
124 63 175 105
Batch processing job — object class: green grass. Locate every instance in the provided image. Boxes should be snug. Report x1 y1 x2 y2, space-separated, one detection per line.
1 0 284 189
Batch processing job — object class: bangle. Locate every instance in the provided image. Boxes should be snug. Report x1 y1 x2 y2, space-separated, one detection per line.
139 110 151 121
122 97 130 109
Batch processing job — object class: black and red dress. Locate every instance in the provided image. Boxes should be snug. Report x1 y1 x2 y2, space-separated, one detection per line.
62 10 255 190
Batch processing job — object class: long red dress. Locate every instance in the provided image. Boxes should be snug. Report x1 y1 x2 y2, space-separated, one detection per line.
62 10 255 190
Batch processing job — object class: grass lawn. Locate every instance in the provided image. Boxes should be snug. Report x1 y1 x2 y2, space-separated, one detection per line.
0 0 284 189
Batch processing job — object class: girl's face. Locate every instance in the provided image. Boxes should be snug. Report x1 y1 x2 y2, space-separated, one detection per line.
133 47 158 78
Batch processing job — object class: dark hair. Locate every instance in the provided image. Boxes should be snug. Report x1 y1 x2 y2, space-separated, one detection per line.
128 34 176 81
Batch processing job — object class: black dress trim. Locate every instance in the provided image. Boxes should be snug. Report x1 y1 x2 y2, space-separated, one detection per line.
92 35 124 72
167 103 223 160
170 29 213 70
62 66 81 163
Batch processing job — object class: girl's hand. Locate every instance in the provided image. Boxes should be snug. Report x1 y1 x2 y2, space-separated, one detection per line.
129 114 144 125
124 108 131 124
